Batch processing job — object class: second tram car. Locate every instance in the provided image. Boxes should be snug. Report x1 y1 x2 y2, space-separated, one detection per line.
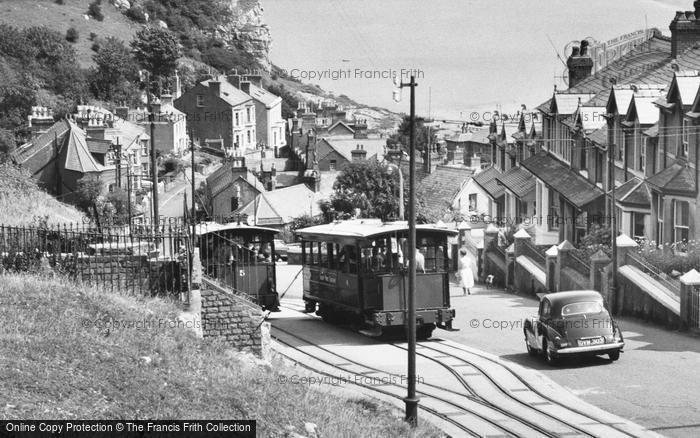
296 219 456 339
196 222 281 311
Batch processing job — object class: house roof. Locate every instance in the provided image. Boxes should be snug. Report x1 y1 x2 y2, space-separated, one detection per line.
671 71 700 105
574 105 607 132
446 132 472 143
627 95 661 125
61 121 104 173
496 166 535 199
206 163 264 198
87 138 112 155
296 219 458 239
416 166 475 212
549 93 597 115
643 123 659 137
201 78 252 107
471 166 504 199
520 151 604 208
616 177 651 207
11 119 71 167
246 83 282 108
104 117 149 153
321 137 386 163
646 161 696 196
239 183 325 225
587 125 608 145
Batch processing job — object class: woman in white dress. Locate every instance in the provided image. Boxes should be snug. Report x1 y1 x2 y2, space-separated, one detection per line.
457 247 475 295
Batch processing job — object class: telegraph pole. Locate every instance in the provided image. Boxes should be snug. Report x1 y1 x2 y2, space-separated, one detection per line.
147 72 160 231
190 131 196 241
394 74 419 427
609 143 618 313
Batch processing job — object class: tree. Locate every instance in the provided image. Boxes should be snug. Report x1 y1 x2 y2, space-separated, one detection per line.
74 175 103 214
65 27 79 43
88 1 104 22
90 37 139 101
389 115 437 154
0 128 17 160
131 27 182 92
328 160 402 221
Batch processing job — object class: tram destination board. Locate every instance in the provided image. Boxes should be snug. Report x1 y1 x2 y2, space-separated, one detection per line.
1 420 256 437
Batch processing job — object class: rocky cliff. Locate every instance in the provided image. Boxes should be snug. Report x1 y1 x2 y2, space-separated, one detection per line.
217 0 272 71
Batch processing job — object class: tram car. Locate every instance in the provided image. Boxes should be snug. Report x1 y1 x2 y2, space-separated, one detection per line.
295 219 457 339
196 222 280 311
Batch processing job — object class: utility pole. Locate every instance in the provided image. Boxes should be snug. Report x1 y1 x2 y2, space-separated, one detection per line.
147 72 160 231
190 131 196 241
394 74 419 427
609 143 618 314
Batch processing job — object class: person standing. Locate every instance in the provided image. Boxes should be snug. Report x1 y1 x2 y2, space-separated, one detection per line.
457 247 475 295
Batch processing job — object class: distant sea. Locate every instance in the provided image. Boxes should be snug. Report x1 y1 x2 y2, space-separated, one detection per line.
265 0 688 121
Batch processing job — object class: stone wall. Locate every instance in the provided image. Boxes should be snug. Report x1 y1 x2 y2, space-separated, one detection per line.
200 278 269 357
617 274 680 328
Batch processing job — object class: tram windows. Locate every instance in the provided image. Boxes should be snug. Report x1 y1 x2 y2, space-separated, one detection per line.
328 243 340 269
319 242 329 266
418 235 447 272
336 244 357 274
362 238 390 273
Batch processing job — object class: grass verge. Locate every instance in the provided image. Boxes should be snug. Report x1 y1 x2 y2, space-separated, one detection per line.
0 273 443 437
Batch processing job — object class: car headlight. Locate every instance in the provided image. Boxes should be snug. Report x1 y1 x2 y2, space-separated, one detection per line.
554 336 568 348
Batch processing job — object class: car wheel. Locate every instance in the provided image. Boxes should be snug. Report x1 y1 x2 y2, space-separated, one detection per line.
543 339 558 366
525 331 537 356
608 350 620 361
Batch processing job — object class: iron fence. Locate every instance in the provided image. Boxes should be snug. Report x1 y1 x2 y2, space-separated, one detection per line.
0 223 191 296
569 252 591 277
626 251 681 298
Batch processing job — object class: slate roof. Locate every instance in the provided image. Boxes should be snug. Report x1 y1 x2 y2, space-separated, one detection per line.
646 161 696 196
496 166 535 198
87 138 112 155
206 163 264 198
520 151 604 208
643 123 658 137
550 93 597 115
472 166 504 199
321 137 386 163
627 95 661 125
672 71 700 105
104 117 149 153
574 105 607 132
239 183 325 225
587 125 608 145
416 166 474 212
246 83 282 108
202 78 252 107
11 119 71 167
616 177 651 207
61 123 104 173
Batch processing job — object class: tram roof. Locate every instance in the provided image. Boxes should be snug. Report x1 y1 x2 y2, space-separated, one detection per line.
296 219 458 239
195 222 279 236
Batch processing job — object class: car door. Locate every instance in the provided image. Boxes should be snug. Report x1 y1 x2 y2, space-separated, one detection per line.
535 299 552 349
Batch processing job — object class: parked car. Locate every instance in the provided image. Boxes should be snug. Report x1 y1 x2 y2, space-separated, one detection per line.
273 239 289 261
523 290 624 365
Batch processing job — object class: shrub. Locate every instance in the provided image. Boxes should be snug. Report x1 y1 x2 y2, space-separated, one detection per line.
89 32 98 41
55 0 65 4
65 27 79 43
88 1 104 21
125 5 148 24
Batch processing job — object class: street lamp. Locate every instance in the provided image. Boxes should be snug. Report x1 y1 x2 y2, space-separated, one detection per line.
393 74 419 427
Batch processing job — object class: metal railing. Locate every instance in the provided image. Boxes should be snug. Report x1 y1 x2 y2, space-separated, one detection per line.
568 251 591 277
522 240 546 268
626 251 681 298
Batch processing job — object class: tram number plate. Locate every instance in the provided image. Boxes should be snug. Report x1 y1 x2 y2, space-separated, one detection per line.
578 337 604 347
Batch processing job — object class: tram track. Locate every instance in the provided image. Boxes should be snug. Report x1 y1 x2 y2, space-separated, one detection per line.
274 325 525 438
412 340 645 438
273 303 605 437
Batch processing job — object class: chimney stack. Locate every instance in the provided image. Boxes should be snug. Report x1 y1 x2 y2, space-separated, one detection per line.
351 144 367 161
566 40 594 88
240 81 251 96
670 3 700 58
209 80 221 97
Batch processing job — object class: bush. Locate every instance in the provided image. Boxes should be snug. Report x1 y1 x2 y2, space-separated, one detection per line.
125 5 148 24
88 1 104 21
65 27 79 43
55 0 65 4
89 32 98 41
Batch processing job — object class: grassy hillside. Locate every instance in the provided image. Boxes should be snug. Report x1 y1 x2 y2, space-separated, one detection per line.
1 0 140 67
0 273 441 437
0 164 83 225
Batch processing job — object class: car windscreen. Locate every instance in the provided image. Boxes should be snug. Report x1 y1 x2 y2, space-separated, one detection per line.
561 301 603 317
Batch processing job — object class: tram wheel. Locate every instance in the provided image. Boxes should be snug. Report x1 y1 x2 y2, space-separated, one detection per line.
304 301 317 313
417 324 435 340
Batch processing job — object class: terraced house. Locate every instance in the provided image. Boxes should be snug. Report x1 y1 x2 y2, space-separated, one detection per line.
471 3 700 246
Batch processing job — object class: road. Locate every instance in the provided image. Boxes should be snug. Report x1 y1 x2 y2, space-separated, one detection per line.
270 265 695 437
159 171 206 220
439 285 700 437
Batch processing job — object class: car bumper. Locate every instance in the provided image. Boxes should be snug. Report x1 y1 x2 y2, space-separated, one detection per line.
555 342 624 355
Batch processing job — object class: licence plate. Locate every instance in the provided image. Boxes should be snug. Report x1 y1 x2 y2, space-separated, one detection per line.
578 337 604 347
